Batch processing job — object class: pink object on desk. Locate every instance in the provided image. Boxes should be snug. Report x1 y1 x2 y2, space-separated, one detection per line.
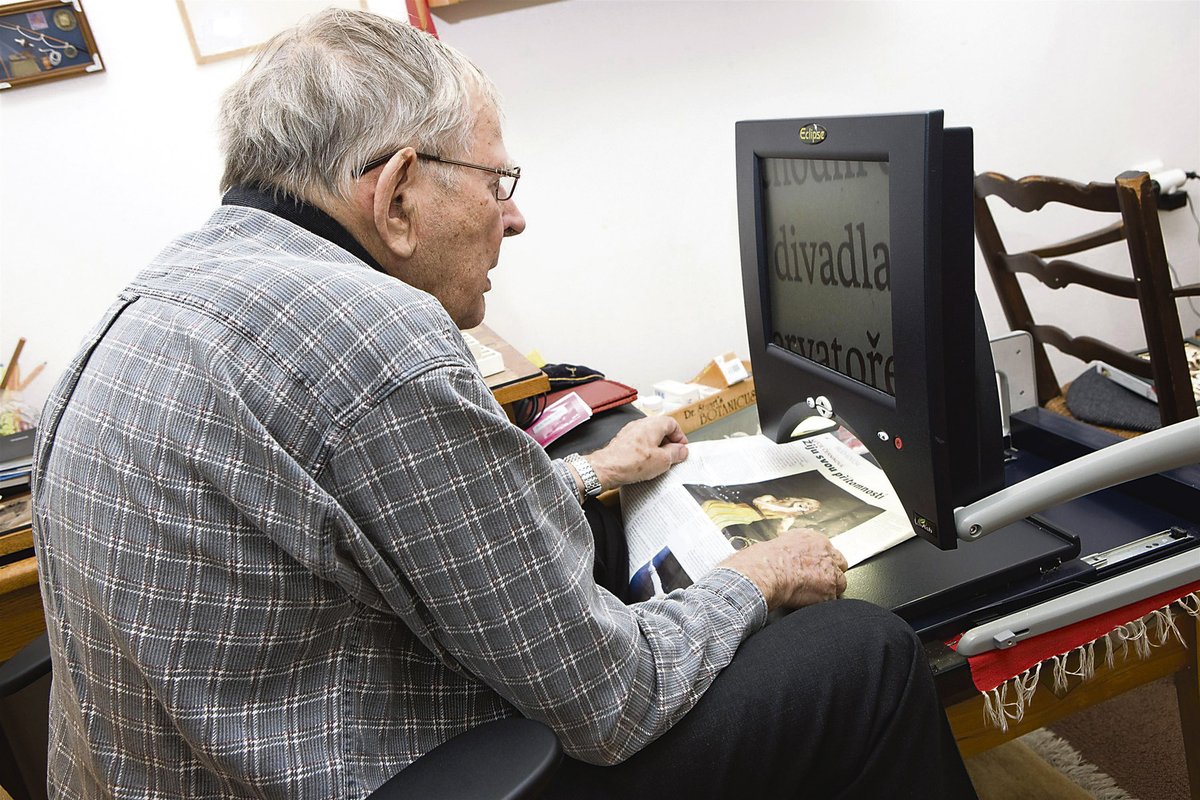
525 392 592 448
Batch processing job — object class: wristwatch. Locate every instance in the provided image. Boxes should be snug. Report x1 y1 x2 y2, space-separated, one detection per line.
564 453 603 501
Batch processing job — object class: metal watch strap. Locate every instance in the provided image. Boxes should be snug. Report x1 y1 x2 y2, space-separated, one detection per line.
564 453 602 500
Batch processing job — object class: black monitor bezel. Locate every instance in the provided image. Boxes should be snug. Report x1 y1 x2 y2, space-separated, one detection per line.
736 110 1002 549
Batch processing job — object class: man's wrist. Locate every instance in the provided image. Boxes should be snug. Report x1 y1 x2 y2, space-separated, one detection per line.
564 453 602 502
719 551 778 611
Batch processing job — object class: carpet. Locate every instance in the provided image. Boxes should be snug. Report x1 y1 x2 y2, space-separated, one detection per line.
966 734 1098 799
1049 676 1190 800
965 676 1189 799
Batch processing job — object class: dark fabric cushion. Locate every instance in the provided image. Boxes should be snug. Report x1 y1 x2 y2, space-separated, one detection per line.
1065 367 1160 432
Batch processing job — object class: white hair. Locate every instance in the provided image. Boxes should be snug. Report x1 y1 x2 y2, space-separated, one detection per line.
218 8 500 204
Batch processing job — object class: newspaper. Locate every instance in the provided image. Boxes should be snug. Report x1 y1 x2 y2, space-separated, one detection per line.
620 432 913 602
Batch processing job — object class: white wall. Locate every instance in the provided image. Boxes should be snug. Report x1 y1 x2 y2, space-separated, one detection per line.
2 0 1198 414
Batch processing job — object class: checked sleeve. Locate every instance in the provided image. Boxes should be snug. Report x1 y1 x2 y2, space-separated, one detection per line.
321 362 767 765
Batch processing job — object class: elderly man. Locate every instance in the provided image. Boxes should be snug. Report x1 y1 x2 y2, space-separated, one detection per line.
32 9 976 799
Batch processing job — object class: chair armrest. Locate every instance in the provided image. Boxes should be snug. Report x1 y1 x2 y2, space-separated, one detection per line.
367 717 562 800
0 633 51 696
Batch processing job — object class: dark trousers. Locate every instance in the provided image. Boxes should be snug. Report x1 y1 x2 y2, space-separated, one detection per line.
554 501 979 799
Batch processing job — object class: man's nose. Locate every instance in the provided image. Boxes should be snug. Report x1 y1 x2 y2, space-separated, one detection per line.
503 199 526 237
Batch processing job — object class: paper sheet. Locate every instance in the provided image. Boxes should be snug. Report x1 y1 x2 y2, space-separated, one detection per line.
620 432 913 601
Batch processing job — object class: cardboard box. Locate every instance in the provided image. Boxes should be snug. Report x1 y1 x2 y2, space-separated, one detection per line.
666 359 756 435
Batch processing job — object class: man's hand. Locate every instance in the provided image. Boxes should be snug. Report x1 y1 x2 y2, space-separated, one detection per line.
584 416 689 491
719 529 849 611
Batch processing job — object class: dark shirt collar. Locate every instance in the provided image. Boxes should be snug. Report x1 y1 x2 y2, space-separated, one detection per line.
222 184 387 274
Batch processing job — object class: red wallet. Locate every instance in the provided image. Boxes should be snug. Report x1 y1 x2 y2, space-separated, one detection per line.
542 378 638 414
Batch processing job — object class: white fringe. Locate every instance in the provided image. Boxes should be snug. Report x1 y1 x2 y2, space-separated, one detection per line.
1019 728 1134 800
978 591 1199 732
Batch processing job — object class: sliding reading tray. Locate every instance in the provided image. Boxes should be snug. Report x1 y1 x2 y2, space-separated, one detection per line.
843 408 1200 642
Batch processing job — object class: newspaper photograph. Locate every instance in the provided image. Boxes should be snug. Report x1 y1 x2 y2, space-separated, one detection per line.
621 432 913 602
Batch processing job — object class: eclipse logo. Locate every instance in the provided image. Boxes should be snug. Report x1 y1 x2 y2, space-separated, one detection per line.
798 123 827 144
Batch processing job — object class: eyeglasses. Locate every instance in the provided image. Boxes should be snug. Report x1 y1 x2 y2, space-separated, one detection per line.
356 151 521 201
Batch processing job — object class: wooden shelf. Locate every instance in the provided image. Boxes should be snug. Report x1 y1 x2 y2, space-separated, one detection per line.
465 323 549 409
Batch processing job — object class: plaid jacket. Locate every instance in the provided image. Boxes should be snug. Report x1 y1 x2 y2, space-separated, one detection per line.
32 205 766 798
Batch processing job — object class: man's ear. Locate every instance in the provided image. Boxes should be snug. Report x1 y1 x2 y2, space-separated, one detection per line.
372 147 419 260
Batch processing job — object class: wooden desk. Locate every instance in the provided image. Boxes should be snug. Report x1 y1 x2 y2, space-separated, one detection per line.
940 603 1200 793
465 323 549 418
0 493 41 663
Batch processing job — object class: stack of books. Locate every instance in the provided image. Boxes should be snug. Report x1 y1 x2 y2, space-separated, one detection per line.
0 429 35 491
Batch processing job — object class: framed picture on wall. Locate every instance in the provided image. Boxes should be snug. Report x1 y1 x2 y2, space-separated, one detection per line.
0 0 104 91
176 0 368 65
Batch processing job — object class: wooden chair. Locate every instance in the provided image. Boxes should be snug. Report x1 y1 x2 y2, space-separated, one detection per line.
973 170 1198 427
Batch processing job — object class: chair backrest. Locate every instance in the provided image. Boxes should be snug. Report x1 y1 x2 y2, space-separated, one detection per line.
974 169 1198 427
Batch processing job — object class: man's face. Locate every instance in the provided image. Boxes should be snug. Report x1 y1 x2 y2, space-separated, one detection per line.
400 100 526 329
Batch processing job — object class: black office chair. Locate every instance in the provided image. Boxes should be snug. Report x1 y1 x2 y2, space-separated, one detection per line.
0 635 561 800
974 169 1199 429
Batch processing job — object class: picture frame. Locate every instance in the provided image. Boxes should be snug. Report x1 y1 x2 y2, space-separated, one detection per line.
0 0 103 91
176 0 368 66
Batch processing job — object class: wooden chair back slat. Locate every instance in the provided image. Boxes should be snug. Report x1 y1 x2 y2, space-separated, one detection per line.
1030 220 1124 259
1001 253 1141 297
974 172 1122 214
1033 325 1155 380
